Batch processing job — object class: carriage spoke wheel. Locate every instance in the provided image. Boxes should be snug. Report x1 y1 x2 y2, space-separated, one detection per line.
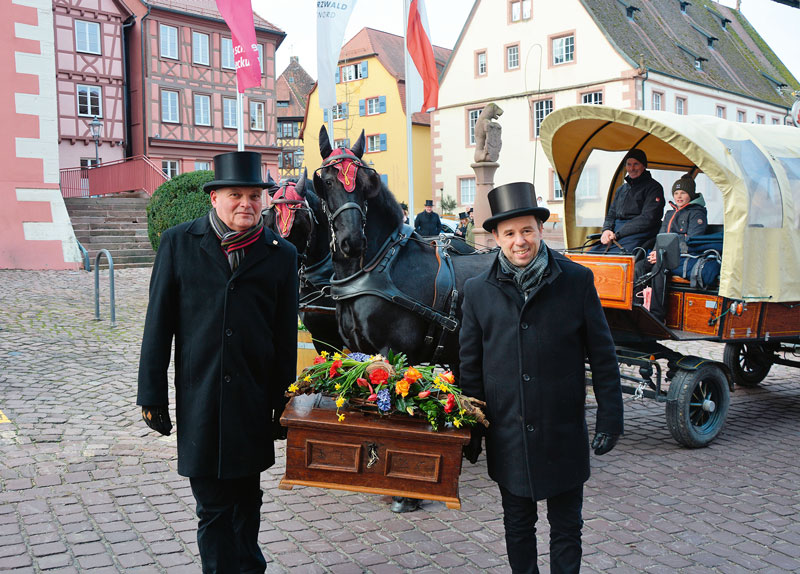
665 364 730 448
723 342 773 387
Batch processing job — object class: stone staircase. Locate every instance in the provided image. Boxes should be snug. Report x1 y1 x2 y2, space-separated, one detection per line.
64 195 155 269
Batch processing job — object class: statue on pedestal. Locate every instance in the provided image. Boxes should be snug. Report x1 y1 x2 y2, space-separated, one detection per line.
473 103 504 163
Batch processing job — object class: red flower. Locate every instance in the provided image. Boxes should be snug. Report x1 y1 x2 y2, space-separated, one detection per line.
417 390 431 399
329 359 343 378
367 393 378 402
313 356 325 365
356 377 369 388
369 368 390 386
443 393 456 413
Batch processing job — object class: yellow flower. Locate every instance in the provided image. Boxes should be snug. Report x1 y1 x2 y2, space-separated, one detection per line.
433 376 440 385
459 409 466 416
338 413 346 422
321 351 329 358
288 383 299 393
333 352 342 360
336 396 345 408
335 383 341 390
437 381 449 392
304 375 312 382
453 418 463 428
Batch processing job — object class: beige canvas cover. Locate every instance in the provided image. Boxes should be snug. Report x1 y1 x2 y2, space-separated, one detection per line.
540 105 800 303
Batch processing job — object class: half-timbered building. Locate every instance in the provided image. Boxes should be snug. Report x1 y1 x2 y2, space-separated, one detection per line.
276 56 314 179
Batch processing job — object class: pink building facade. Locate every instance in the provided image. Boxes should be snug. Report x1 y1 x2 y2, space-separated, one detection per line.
1 0 80 269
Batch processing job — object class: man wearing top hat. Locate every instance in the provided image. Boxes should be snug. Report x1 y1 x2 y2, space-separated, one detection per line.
459 182 624 574
137 151 298 574
414 199 442 236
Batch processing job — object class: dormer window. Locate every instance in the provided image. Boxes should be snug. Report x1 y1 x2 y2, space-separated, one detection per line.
694 58 703 71
706 6 732 30
679 1 690 14
691 24 717 49
617 0 639 20
762 72 788 95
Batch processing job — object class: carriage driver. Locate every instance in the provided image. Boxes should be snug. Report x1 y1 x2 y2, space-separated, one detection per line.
137 151 298 574
459 182 624 574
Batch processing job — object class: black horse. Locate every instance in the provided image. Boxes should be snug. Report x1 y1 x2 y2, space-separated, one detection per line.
312 126 496 370
263 171 345 353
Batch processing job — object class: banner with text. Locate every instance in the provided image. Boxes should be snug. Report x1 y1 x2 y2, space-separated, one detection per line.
216 0 262 92
317 0 358 109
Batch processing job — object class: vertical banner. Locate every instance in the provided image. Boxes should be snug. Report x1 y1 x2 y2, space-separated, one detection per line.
406 0 438 113
216 0 262 93
317 0 358 109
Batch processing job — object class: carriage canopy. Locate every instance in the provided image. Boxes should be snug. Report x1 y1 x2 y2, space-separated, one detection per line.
540 105 800 303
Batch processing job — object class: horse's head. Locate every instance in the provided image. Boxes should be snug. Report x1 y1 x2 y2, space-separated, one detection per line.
313 125 382 260
263 169 314 260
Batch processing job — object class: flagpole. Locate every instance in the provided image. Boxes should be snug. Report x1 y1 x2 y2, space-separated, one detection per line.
403 0 415 226
237 89 244 151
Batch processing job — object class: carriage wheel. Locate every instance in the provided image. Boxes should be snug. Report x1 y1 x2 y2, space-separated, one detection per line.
665 365 730 448
723 342 773 387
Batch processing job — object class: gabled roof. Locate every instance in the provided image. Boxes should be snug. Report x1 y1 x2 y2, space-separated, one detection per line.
276 57 315 119
142 0 284 37
579 0 798 107
339 27 452 125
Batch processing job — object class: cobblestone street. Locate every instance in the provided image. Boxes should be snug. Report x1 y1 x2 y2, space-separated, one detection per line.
1 268 799 573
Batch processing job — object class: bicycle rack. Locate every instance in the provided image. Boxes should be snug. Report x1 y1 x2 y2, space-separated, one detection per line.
94 249 116 326
77 240 91 271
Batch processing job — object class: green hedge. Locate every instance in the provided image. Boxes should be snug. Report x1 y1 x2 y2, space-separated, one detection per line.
147 170 214 251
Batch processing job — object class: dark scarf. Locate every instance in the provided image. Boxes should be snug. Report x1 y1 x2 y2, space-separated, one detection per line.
208 209 264 271
498 240 549 299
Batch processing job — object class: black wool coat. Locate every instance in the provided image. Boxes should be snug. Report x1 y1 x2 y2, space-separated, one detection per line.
414 210 442 236
459 250 624 500
137 216 298 479
602 170 664 239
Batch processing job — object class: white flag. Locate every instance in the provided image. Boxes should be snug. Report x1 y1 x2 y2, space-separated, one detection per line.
317 0 358 110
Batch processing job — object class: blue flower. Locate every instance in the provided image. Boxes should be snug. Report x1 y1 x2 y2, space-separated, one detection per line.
376 389 391 412
347 352 370 362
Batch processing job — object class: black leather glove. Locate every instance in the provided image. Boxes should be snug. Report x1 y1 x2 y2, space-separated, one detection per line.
463 426 484 464
591 432 619 455
141 405 172 436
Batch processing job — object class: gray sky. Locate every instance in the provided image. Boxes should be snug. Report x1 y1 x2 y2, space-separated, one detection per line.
253 0 800 88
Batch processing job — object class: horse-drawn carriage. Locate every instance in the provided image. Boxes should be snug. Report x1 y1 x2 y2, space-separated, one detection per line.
540 105 800 447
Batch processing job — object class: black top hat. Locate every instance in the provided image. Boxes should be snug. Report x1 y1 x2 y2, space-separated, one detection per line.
424 199 434 207
483 182 550 232
458 212 468 219
203 151 269 193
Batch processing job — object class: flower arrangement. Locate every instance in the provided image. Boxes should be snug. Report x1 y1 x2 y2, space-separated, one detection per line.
287 350 488 431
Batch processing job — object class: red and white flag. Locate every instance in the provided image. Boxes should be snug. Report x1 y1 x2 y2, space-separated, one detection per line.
215 0 262 93
406 0 438 113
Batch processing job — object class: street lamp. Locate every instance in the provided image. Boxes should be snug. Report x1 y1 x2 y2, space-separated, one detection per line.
88 116 103 166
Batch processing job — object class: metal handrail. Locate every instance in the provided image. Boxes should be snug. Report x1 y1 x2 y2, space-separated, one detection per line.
94 249 116 326
77 240 91 271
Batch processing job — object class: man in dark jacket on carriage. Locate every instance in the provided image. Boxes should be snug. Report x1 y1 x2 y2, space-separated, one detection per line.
595 149 664 253
635 173 708 320
137 151 298 574
414 199 442 236
459 182 624 574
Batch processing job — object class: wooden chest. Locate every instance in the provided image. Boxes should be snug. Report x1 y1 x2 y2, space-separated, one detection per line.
279 395 471 509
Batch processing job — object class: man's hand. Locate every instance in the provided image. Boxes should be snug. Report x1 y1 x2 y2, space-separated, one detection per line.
591 432 619 455
141 405 172 436
600 229 616 245
647 250 657 265
463 426 483 464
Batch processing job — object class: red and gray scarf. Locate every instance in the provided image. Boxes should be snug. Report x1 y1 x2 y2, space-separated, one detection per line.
208 209 264 271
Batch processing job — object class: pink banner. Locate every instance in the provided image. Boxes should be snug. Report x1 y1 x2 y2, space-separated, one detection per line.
215 0 262 92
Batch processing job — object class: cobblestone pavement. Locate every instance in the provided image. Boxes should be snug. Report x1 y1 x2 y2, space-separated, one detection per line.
1 268 799 574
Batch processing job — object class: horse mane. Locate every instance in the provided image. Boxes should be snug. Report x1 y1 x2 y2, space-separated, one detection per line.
366 176 403 233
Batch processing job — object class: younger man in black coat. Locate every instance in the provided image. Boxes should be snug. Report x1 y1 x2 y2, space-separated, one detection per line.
414 199 442 236
460 182 624 574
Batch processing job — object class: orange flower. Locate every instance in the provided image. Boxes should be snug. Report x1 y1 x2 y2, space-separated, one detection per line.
441 371 455 384
395 378 410 398
404 367 423 383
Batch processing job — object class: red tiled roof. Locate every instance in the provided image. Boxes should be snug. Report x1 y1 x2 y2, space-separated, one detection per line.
143 0 284 35
277 57 315 119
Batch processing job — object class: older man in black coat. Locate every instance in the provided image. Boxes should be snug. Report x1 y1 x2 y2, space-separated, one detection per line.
138 151 298 574
459 182 623 574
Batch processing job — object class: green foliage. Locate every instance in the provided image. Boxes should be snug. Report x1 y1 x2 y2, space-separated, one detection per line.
147 170 214 251
440 196 457 216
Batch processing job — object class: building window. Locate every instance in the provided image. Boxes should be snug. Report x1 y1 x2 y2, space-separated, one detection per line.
366 97 381 115
277 101 289 108
340 62 365 82
75 20 101 55
77 85 102 117
192 32 209 66
553 171 563 200
80 158 99 169
332 103 348 121
506 44 520 70
160 24 178 60
510 0 532 22
582 91 603 105
460 177 476 204
256 44 264 75
756 114 765 124
223 98 238 128
249 101 264 131
652 92 663 111
468 108 481 145
294 150 304 168
552 35 574 65
193 94 210 126
367 134 382 153
279 122 292 138
221 37 234 69
716 105 726 119
676 97 686 115
194 161 210 171
737 110 746 123
162 160 179 178
334 138 350 149
772 117 780 125
161 90 179 123
476 51 487 76
533 99 553 137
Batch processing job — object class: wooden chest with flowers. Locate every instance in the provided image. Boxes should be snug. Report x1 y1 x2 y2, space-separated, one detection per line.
279 351 487 509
